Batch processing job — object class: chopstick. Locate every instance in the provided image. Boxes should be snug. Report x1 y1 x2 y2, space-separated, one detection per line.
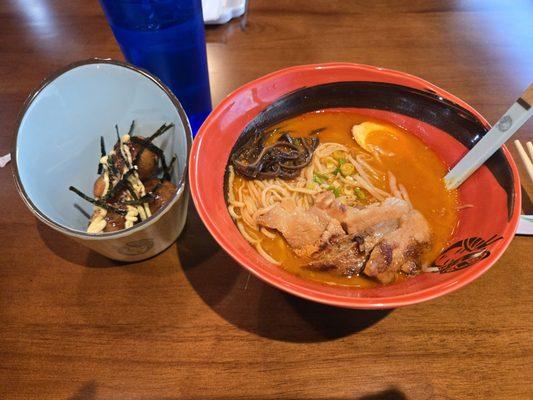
514 140 533 182
527 141 533 161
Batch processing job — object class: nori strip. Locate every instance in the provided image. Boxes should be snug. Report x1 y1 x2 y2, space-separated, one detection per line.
127 120 135 136
97 136 106 174
163 155 177 181
132 123 174 166
129 135 171 179
69 186 126 215
102 168 136 201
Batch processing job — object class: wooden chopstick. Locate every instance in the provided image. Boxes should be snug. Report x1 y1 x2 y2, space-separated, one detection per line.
514 140 533 182
526 141 533 161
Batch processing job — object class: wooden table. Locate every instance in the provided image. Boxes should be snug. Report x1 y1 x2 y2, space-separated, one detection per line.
1 1 531 399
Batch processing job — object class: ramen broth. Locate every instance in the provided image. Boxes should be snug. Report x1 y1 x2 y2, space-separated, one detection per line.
231 110 458 288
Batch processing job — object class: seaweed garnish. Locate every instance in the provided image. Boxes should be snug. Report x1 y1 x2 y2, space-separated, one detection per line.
69 186 126 215
97 136 106 174
127 120 135 136
73 121 175 231
164 155 177 180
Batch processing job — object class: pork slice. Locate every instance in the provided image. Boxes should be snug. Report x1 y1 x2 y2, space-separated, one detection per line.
364 210 431 284
306 235 367 277
315 192 410 235
314 191 352 221
256 201 344 257
360 219 400 253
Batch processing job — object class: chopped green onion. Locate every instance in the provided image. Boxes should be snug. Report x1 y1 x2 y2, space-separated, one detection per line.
354 187 366 200
313 174 324 184
340 163 355 177
327 185 340 198
338 158 346 165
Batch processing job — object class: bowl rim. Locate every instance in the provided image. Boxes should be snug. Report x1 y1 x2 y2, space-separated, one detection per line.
11 58 193 240
190 62 521 309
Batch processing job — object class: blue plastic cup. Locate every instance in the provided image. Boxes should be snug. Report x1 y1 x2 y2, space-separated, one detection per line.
99 0 212 134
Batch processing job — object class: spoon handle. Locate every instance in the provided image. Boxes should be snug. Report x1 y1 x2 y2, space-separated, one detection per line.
445 84 533 190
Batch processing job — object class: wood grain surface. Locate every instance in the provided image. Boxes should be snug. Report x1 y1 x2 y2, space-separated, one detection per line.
0 1 532 399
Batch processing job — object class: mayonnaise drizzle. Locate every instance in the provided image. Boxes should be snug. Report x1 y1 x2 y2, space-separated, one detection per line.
121 134 151 220
87 131 155 233
124 206 139 229
87 207 107 233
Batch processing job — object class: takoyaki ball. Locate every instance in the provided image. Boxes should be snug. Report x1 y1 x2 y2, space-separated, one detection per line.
132 140 158 180
103 211 126 232
110 186 130 204
113 137 158 180
94 178 129 204
144 178 177 214
93 175 106 198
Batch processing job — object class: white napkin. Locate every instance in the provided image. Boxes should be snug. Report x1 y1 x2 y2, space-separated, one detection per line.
202 0 246 25
517 215 533 236
0 153 11 168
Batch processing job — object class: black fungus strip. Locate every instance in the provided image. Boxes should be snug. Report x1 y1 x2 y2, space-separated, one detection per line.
69 186 126 215
231 132 318 180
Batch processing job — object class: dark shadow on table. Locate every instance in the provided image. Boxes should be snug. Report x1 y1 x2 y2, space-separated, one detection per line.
140 394 406 400
135 388 406 400
36 220 125 268
69 379 405 400
357 388 407 400
521 184 532 214
68 380 97 400
177 201 392 343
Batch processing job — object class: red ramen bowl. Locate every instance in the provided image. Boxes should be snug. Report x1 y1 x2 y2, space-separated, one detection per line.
189 63 521 309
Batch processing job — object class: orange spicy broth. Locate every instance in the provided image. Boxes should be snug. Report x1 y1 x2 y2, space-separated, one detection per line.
232 110 458 288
